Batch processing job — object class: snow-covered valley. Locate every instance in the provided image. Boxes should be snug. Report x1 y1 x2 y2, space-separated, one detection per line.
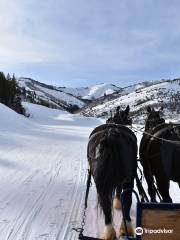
0 102 179 240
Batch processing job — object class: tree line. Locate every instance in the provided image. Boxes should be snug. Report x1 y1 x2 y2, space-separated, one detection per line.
0 72 25 115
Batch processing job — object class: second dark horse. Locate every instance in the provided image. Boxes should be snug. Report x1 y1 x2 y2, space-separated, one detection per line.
87 106 137 240
140 106 180 202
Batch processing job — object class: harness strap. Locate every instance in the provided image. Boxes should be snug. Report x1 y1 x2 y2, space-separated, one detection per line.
135 172 149 202
85 169 92 209
72 169 92 239
132 124 180 145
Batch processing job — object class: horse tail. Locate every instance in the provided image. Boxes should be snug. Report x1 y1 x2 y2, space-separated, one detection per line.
95 134 124 207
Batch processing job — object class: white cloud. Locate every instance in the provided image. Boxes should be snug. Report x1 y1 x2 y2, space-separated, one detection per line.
0 0 180 86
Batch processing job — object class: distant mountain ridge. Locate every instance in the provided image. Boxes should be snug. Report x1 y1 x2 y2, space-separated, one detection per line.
58 83 121 100
18 78 121 112
18 78 86 112
17 77 180 122
79 78 180 123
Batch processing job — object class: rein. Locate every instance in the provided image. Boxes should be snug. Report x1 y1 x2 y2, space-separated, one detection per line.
131 124 180 146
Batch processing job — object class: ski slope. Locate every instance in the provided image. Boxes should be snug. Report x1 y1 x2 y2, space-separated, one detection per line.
0 103 179 240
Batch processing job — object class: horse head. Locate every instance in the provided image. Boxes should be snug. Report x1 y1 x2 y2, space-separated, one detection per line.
145 106 165 131
118 105 132 125
107 105 132 125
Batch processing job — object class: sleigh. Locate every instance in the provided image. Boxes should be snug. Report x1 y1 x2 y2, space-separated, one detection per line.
74 187 180 240
114 190 180 240
135 202 180 240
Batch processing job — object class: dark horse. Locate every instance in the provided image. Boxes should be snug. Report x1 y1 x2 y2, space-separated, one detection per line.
140 106 180 203
87 106 137 240
106 106 132 125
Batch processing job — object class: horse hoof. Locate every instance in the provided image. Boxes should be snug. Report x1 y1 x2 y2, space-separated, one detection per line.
103 224 116 240
119 220 134 237
113 197 121 210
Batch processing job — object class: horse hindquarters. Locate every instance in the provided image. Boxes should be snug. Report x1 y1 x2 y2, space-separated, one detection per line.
95 134 136 196
140 135 172 202
161 142 180 184
92 136 123 224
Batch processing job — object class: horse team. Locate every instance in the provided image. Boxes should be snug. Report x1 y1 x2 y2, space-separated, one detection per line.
87 105 180 240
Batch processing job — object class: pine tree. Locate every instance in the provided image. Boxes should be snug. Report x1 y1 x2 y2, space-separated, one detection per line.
0 72 25 115
0 72 8 104
6 73 11 81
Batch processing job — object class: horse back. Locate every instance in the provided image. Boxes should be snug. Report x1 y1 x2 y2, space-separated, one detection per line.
87 124 137 184
89 123 136 141
140 123 174 160
88 124 137 157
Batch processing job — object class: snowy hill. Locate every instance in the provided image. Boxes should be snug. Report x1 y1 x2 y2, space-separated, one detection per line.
80 79 180 123
0 103 27 131
0 102 104 240
18 78 120 112
59 83 121 100
18 78 86 112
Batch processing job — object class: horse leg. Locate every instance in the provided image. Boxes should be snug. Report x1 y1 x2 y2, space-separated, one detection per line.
143 167 156 202
98 191 116 240
119 180 134 237
155 173 172 202
113 184 122 210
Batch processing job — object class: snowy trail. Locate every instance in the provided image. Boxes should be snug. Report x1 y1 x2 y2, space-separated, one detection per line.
0 103 104 240
0 102 179 240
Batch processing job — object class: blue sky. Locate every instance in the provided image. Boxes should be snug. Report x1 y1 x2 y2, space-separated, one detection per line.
0 0 180 87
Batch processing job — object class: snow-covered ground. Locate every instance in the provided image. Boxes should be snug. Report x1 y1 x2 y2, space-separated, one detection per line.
0 103 179 240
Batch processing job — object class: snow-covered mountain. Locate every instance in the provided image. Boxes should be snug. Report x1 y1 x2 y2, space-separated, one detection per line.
18 77 180 123
18 78 120 112
79 79 180 123
18 78 86 112
58 83 121 100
